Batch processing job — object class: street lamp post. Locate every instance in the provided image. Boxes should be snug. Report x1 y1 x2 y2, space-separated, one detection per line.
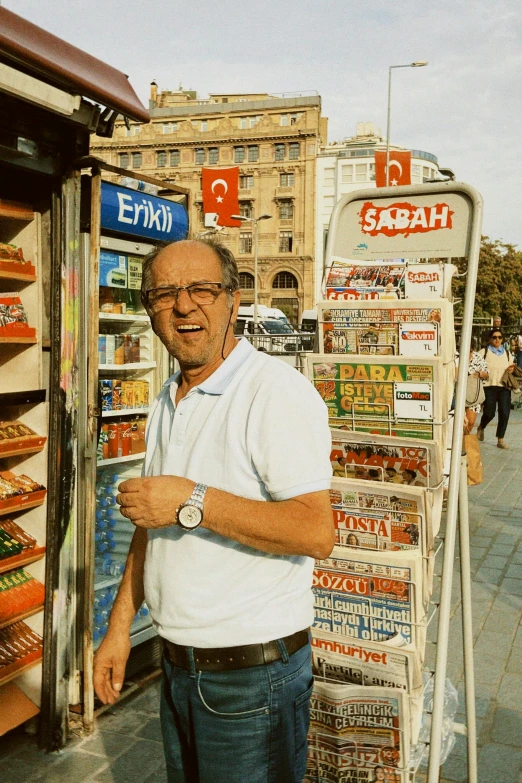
385 61 428 186
230 213 272 330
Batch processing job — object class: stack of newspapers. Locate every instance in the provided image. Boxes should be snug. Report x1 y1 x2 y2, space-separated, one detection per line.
304 259 456 783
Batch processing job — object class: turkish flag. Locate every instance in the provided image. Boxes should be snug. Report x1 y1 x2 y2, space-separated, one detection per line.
202 167 241 227
375 151 412 187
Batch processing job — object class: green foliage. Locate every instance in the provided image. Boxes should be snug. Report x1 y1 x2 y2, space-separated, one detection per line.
453 236 522 330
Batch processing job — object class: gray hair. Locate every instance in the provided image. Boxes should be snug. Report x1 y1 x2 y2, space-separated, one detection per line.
140 237 239 308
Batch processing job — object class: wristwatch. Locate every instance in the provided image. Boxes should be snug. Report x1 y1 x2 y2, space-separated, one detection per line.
176 483 208 530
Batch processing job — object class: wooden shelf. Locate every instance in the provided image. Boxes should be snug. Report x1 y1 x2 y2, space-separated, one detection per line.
0 268 36 283
0 438 46 460
0 490 46 518
0 335 37 345
0 199 34 221
0 546 45 575
0 603 44 631
0 650 42 689
99 312 149 323
0 390 46 406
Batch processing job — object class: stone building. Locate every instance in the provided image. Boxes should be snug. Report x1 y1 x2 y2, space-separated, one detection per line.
91 85 328 324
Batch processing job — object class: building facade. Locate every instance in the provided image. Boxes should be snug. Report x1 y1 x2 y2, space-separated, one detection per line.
315 121 441 302
91 86 328 324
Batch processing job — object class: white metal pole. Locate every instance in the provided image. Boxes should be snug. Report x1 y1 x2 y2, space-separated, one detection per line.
253 218 259 330
385 67 392 187
458 453 478 783
427 185 484 782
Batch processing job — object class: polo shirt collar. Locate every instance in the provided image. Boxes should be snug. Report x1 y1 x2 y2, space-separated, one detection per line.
163 338 255 398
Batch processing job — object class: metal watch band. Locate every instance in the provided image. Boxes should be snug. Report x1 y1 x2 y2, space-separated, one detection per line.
189 482 208 512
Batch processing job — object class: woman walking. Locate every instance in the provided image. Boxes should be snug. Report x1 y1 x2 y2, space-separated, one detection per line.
477 329 515 449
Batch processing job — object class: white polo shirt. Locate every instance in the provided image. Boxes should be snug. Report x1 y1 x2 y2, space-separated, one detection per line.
142 338 332 647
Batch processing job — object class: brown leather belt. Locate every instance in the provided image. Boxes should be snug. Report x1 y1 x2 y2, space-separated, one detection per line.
164 629 309 672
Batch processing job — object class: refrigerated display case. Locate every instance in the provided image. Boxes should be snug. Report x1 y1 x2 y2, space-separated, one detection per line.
78 171 189 731
0 5 151 750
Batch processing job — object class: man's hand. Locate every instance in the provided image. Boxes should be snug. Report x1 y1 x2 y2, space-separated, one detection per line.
93 631 131 705
117 476 195 529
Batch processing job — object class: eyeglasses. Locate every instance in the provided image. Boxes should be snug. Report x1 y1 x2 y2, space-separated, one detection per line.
144 282 231 313
492 335 503 340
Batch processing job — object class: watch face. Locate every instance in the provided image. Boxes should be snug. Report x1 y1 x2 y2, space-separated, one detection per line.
178 504 202 529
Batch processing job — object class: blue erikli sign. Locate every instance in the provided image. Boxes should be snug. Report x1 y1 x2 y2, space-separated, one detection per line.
100 181 188 242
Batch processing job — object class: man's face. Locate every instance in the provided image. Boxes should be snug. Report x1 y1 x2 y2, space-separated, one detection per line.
147 241 240 368
493 318 501 328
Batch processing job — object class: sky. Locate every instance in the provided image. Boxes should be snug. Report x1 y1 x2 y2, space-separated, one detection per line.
5 0 522 248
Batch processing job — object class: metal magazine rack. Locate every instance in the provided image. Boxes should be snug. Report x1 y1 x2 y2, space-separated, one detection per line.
308 182 483 783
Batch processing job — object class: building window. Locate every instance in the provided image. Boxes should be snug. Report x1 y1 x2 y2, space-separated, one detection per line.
132 152 142 168
355 164 367 182
239 233 252 254
201 120 208 131
278 200 293 220
195 148 206 164
273 271 298 288
239 117 248 129
119 153 130 168
162 123 178 134
288 142 299 160
278 231 293 253
422 166 432 182
248 145 259 162
239 202 253 218
132 126 141 136
324 167 335 186
208 147 219 164
240 174 254 189
280 114 289 126
411 164 422 183
170 149 180 166
369 162 375 181
234 146 245 163
280 172 294 187
274 144 286 161
239 272 255 289
157 151 167 167
341 165 353 183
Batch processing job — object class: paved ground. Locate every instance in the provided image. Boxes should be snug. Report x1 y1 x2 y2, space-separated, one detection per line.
0 409 521 783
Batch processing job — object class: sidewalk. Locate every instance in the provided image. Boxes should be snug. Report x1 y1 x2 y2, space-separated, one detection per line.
0 412 521 783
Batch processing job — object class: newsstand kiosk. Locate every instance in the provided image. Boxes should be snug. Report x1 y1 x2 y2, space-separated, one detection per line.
0 6 157 751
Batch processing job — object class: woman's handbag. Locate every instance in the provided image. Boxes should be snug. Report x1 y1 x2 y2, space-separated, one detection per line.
464 433 483 485
465 374 485 407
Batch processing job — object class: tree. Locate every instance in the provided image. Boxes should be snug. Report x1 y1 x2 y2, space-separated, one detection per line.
453 236 522 330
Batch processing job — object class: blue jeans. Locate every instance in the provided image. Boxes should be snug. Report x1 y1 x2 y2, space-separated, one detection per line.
160 638 313 783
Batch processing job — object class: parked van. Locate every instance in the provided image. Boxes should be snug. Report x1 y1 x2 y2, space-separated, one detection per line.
234 311 300 352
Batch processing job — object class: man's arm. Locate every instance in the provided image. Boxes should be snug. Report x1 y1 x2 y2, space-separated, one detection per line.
93 526 147 704
117 476 335 560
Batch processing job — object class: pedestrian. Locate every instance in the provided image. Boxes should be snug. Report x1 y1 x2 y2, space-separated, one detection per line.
477 328 516 449
464 348 489 434
93 238 334 783
492 315 502 329
517 327 522 370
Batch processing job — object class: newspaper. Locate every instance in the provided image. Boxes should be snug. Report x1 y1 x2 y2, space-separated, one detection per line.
305 355 454 441
306 680 410 783
311 628 422 692
313 546 426 652
317 298 455 362
325 258 457 302
330 428 443 489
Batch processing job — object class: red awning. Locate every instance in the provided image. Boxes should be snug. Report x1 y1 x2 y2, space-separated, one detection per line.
0 7 149 123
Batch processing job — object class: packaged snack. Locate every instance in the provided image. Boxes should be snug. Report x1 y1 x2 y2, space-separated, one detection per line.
112 380 123 411
114 334 125 365
100 380 113 412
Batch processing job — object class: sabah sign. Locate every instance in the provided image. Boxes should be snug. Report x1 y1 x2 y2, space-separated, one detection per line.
330 187 472 260
101 181 188 243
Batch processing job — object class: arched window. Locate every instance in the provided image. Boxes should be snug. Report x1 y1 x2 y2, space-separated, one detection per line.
272 272 298 289
239 272 255 289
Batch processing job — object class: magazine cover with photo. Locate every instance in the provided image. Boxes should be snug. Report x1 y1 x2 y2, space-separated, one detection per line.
317 299 455 362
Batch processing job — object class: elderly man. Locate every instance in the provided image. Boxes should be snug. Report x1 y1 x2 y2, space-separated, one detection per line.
93 238 334 783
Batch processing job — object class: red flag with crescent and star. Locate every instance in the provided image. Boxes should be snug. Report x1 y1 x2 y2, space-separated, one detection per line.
375 150 412 187
202 167 241 227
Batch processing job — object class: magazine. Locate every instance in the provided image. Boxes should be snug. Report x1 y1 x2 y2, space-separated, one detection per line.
317 299 455 362
306 680 410 783
325 258 457 302
329 429 443 489
313 546 426 650
305 355 454 441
